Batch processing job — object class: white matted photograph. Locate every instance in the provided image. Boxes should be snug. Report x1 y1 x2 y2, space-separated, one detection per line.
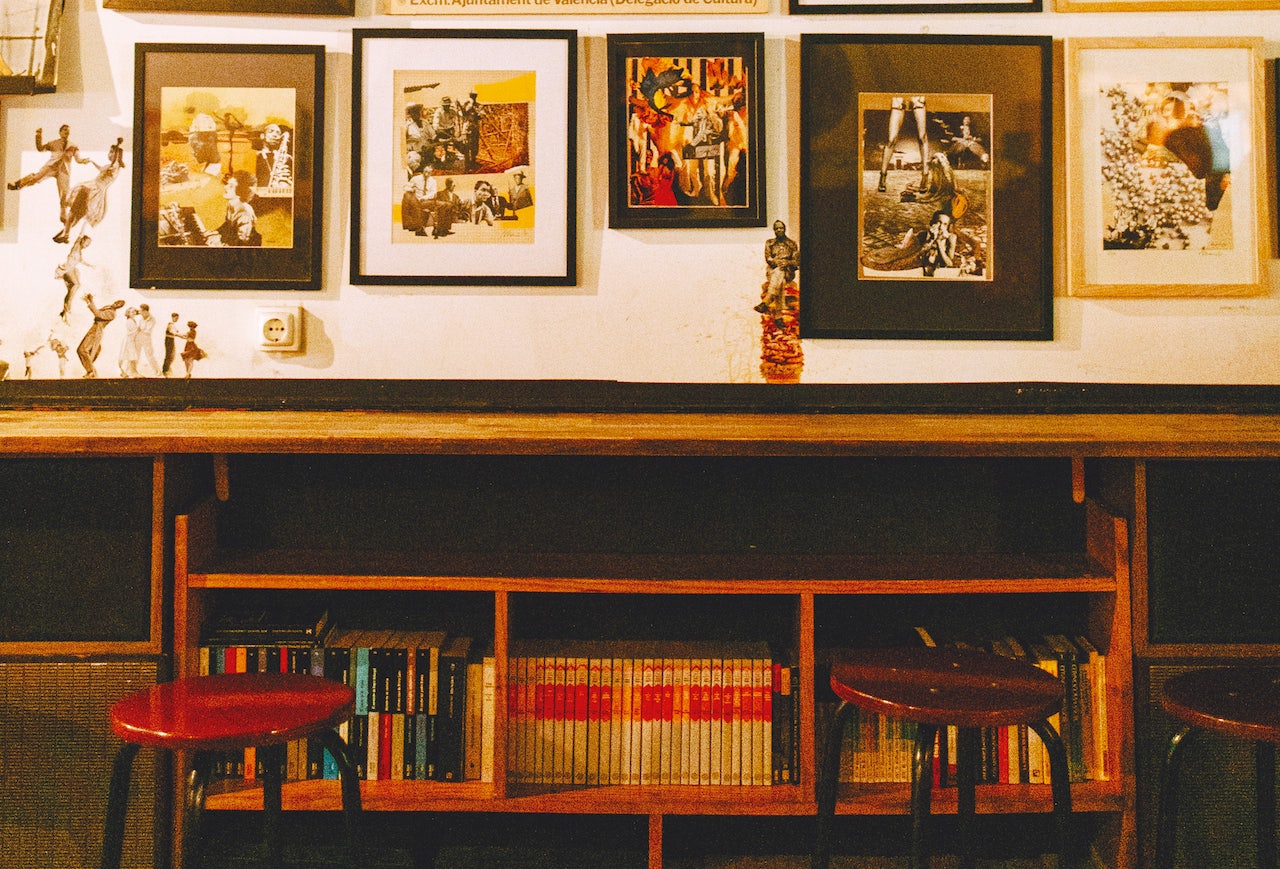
351 29 577 286
1064 37 1268 297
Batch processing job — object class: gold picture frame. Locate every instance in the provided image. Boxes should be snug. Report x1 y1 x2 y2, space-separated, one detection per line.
1063 37 1268 297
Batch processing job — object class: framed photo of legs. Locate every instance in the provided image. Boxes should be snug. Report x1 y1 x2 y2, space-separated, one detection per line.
798 34 1052 340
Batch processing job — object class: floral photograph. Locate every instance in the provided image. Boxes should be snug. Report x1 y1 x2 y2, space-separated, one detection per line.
1098 80 1233 253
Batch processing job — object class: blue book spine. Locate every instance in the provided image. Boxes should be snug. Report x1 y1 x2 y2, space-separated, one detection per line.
355 648 370 717
415 713 429 780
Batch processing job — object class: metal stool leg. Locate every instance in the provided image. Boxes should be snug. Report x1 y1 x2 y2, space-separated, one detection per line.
318 728 365 869
182 750 215 869
100 742 141 869
955 727 980 869
813 700 856 869
1258 741 1276 869
1155 725 1195 869
1031 718 1073 869
260 744 286 869
909 724 938 869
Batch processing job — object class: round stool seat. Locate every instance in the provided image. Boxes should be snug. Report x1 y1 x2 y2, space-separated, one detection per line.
1161 666 1280 744
830 646 1064 729
110 672 357 751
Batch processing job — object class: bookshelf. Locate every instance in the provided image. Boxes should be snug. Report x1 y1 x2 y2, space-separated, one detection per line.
7 407 1280 867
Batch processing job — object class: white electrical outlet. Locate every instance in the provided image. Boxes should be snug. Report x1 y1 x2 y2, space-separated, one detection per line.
257 306 303 351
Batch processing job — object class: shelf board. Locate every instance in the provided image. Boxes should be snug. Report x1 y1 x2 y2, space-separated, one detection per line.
206 780 807 814
203 779 1120 815
4 409 1280 457
186 551 1115 595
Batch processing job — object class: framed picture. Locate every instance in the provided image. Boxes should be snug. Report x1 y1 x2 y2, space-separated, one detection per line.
798 34 1052 340
1055 0 1277 14
607 32 765 229
1064 37 1267 297
351 29 577 286
0 0 65 94
791 0 1036 14
105 0 352 14
130 44 325 291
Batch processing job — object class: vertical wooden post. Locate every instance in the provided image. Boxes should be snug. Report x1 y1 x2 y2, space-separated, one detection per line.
799 592 816 798
648 812 663 869
213 453 230 501
1072 456 1085 504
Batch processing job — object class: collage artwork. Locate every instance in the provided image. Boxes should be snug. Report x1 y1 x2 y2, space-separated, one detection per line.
393 69 535 243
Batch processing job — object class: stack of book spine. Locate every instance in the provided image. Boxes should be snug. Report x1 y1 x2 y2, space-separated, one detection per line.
199 611 494 785
506 640 799 787
816 629 1108 787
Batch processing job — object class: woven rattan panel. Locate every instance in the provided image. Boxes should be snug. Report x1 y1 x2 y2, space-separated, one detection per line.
0 660 160 869
1145 664 1276 869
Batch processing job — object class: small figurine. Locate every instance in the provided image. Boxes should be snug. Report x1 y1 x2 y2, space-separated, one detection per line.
755 219 799 324
756 219 803 384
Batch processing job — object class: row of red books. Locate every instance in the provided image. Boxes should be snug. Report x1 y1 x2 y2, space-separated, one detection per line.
507 641 799 787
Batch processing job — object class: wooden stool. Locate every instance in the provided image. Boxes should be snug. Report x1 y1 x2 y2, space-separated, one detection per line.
1156 666 1280 869
101 672 362 869
813 646 1073 869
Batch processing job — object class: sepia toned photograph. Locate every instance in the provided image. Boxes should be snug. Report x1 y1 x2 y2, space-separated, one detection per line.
858 93 993 282
392 68 535 246
130 44 325 290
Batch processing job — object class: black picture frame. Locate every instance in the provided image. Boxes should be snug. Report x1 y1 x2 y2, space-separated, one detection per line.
607 32 765 230
351 29 577 287
130 43 325 291
799 34 1052 341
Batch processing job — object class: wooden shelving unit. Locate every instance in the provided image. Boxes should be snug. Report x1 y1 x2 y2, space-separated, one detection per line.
9 408 1280 868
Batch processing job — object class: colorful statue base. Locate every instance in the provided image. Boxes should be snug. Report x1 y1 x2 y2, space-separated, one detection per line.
759 282 802 383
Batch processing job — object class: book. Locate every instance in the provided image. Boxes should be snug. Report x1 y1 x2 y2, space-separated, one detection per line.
609 655 624 786
709 657 723 786
772 660 791 784
729 657 741 786
1042 633 1085 782
1073 634 1107 781
200 604 331 646
437 635 473 782
1025 639 1060 784
481 655 495 783
660 656 674 786
464 660 483 781
687 658 702 787
641 657 656 786
573 656 589 786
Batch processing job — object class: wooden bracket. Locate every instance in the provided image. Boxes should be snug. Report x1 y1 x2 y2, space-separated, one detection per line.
214 453 230 501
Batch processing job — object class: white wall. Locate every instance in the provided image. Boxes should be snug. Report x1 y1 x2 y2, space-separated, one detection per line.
1 1 1277 383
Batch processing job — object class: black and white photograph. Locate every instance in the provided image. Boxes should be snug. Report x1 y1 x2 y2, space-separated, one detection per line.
799 34 1052 340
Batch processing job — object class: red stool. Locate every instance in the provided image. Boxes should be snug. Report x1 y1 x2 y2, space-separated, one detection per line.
814 646 1073 869
1156 666 1280 869
101 672 362 869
